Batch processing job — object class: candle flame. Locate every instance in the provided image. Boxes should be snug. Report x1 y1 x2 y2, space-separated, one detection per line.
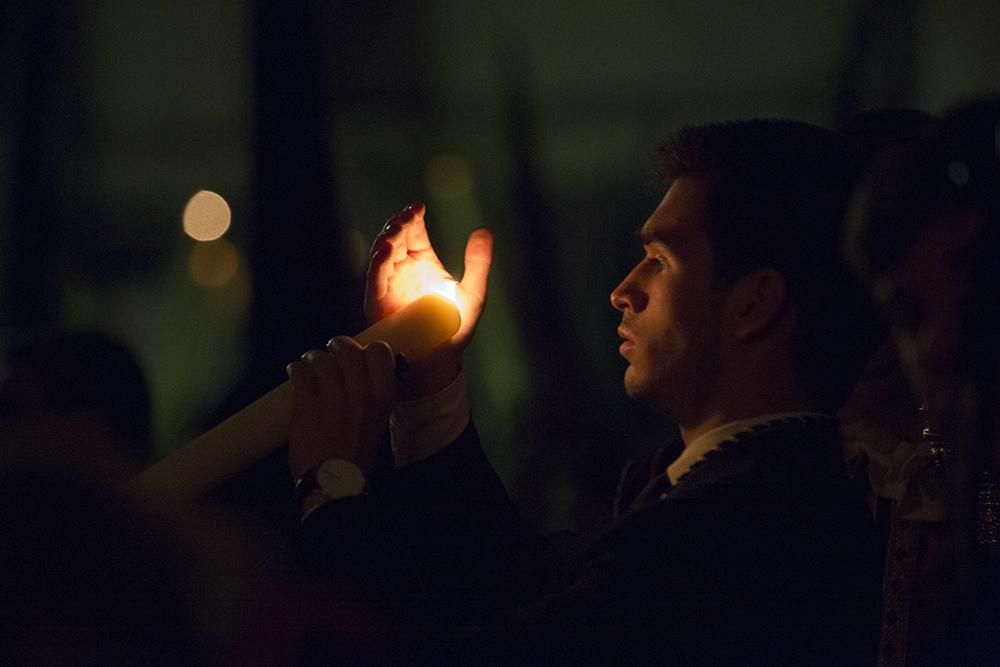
430 279 458 303
410 262 459 305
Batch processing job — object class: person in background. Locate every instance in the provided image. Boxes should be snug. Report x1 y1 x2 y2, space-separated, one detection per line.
846 98 1000 665
0 462 212 664
0 330 153 484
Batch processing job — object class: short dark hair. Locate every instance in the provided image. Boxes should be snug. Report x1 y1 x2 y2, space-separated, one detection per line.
659 119 882 411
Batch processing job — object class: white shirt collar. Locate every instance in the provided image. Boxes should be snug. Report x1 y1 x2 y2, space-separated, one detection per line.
666 412 829 485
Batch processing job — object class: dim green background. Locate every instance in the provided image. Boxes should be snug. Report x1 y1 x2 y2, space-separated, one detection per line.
2 0 998 532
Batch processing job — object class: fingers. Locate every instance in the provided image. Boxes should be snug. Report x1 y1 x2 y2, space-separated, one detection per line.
294 339 396 408
402 204 432 253
365 204 422 313
371 221 406 266
375 202 432 259
304 348 346 408
327 336 367 413
369 209 411 266
287 353 321 397
460 226 494 301
366 243 393 305
287 338 396 476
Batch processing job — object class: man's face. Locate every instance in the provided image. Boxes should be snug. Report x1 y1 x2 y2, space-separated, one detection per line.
610 178 727 420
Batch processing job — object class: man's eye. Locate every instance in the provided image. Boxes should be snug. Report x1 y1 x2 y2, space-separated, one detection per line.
649 254 668 267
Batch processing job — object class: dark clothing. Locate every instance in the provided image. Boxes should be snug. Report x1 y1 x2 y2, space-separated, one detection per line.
291 417 881 664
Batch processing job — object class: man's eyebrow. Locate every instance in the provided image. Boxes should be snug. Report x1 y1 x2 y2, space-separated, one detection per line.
638 227 670 246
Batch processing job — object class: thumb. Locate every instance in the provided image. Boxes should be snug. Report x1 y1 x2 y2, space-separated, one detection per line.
460 227 494 301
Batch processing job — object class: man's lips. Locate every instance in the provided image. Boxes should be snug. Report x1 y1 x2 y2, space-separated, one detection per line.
617 325 634 355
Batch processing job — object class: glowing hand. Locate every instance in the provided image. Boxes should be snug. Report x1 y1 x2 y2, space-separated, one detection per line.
365 203 493 398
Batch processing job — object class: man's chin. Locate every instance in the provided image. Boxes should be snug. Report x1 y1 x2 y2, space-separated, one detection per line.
623 368 647 399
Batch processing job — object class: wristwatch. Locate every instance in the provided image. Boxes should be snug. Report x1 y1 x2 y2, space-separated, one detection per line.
294 458 366 505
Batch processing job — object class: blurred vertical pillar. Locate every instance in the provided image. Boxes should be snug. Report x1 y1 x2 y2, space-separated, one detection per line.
246 0 359 393
1 1 77 328
209 0 359 533
497 48 589 525
836 0 921 123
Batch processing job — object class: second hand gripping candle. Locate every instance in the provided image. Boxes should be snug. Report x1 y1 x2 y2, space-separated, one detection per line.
127 291 461 508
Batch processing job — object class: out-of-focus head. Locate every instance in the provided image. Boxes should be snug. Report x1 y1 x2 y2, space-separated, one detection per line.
836 108 939 432
0 331 153 481
0 463 210 663
847 99 1000 408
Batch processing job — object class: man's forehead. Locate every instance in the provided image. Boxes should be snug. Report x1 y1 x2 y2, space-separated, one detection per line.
640 178 710 245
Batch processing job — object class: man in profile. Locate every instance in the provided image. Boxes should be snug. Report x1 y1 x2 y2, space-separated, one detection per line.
285 120 883 664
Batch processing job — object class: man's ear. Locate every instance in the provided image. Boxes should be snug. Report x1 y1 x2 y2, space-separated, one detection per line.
726 268 787 341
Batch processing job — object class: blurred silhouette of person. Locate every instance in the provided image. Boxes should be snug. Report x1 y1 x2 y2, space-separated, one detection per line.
838 338 954 667
0 461 212 663
284 120 884 663
0 330 275 661
847 98 1000 666
0 330 153 485
837 108 940 512
837 108 958 667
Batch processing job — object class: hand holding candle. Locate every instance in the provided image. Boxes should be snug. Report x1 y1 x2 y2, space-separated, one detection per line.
287 337 397 480
126 293 461 508
125 202 488 509
367 202 494 399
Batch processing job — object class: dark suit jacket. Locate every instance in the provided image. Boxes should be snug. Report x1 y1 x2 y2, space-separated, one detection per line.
290 416 881 664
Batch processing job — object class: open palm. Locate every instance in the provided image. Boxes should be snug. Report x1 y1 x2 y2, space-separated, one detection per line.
364 202 493 354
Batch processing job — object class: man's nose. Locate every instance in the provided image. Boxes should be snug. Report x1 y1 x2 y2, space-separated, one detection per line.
611 274 646 313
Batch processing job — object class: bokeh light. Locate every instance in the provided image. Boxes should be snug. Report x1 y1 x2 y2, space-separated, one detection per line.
188 238 240 288
182 190 232 241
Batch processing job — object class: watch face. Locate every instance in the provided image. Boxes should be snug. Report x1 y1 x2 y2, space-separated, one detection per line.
316 459 365 498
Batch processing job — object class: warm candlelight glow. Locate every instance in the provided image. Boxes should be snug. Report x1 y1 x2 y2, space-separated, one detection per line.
126 244 466 509
428 278 458 303
356 293 461 359
128 288 462 509
406 261 459 308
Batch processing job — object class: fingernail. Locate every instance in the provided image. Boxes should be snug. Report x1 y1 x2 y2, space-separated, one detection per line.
285 363 293 376
326 338 338 349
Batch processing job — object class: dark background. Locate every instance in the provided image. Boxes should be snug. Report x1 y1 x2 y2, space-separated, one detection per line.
2 0 998 533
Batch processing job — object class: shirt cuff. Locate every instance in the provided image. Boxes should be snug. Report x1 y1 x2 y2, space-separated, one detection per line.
390 370 470 468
